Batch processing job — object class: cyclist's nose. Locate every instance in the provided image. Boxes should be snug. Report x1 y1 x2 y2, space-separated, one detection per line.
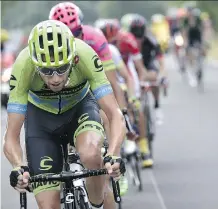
51 72 62 83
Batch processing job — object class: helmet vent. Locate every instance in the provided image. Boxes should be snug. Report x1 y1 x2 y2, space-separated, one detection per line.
32 43 37 60
48 45 54 59
70 18 76 24
57 34 62 47
41 53 45 62
47 33 53 42
39 35 44 49
59 52 63 61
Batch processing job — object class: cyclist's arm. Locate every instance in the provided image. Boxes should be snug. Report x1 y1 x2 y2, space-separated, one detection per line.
132 57 147 81
155 42 167 77
98 39 127 109
3 48 32 168
4 113 25 168
117 61 135 98
79 41 126 156
109 44 135 98
125 36 147 81
105 70 127 109
98 94 125 156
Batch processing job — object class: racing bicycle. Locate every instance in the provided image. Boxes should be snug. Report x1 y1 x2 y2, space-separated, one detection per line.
20 142 121 209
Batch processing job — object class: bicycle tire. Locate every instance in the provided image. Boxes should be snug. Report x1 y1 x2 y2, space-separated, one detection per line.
144 104 155 157
118 198 122 209
197 67 204 93
75 188 90 209
128 153 143 191
148 134 154 158
163 86 168 97
78 195 89 209
134 153 143 191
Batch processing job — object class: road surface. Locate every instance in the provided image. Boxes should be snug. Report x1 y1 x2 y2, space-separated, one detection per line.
1 54 218 209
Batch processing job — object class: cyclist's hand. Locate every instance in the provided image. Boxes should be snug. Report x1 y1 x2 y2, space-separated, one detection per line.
144 72 157 82
158 74 168 86
10 166 30 193
126 131 138 141
129 97 141 111
103 155 126 181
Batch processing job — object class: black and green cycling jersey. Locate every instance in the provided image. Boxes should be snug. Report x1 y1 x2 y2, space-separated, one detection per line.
7 38 113 115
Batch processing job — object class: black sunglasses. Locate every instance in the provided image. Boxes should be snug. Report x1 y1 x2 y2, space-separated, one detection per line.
36 62 72 76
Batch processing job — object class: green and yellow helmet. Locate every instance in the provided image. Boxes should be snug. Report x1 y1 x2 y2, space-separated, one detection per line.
201 12 209 21
120 13 137 32
1 28 10 42
28 20 76 67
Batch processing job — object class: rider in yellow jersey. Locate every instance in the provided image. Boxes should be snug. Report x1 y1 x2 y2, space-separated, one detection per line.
4 20 126 209
150 14 171 53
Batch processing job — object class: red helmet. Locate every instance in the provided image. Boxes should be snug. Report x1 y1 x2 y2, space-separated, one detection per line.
49 2 82 31
95 19 120 41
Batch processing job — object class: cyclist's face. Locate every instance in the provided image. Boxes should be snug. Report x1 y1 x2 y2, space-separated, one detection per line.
39 55 71 92
41 71 70 92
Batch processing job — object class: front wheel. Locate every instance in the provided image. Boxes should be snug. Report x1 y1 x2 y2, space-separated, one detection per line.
134 154 143 191
78 195 89 209
75 188 90 209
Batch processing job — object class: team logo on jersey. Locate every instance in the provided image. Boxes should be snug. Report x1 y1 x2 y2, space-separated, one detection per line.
9 75 17 91
71 55 79 67
99 42 107 51
92 55 103 72
78 113 89 124
74 55 80 64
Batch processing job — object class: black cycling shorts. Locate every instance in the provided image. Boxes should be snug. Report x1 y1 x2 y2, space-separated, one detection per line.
188 28 202 47
145 61 159 73
24 92 104 195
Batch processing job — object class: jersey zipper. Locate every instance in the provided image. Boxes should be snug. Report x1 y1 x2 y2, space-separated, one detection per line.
58 94 61 114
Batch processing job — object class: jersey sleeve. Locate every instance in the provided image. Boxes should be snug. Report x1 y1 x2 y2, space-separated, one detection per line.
108 44 124 70
76 39 113 100
7 47 34 114
95 29 116 72
125 35 142 60
147 34 163 58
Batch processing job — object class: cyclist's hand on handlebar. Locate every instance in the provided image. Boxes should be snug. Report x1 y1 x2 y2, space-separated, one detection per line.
144 71 157 82
10 166 30 192
103 155 126 181
126 130 138 141
159 76 169 87
129 97 141 111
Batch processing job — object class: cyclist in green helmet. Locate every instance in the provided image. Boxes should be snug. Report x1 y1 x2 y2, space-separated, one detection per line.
4 20 126 209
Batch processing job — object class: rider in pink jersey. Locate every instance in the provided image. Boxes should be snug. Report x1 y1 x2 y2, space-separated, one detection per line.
81 25 115 71
49 2 115 73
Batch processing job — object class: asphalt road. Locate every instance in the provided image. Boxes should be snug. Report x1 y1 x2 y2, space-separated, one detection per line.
1 54 218 209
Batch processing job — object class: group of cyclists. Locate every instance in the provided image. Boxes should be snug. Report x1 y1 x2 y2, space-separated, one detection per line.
3 1 211 209
166 5 212 88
